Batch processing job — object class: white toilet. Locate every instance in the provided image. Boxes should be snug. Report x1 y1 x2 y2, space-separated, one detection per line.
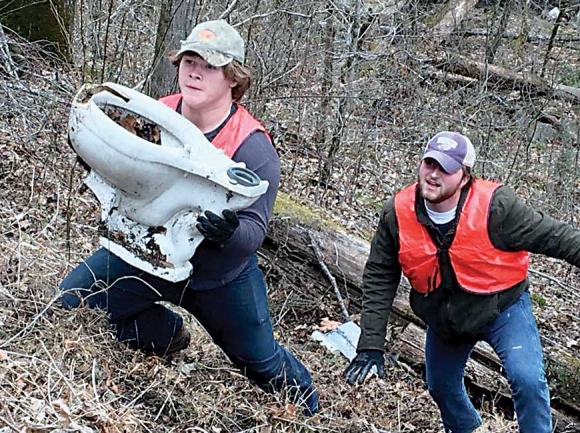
68 82 268 282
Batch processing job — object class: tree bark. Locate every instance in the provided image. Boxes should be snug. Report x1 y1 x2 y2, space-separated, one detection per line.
486 0 515 63
541 0 569 78
429 54 580 103
262 204 580 425
145 0 197 99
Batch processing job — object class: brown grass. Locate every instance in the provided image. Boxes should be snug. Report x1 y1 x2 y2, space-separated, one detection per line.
4 7 578 430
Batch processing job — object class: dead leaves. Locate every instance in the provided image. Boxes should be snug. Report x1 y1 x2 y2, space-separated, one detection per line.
313 317 342 332
118 112 137 134
266 403 298 419
105 107 161 145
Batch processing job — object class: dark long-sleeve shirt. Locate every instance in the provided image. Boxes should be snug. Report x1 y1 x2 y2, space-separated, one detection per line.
187 104 280 290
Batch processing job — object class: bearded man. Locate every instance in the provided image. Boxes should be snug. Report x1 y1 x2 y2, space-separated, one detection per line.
343 131 579 432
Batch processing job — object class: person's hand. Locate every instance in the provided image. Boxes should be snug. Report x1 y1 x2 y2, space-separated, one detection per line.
343 349 386 385
196 209 239 244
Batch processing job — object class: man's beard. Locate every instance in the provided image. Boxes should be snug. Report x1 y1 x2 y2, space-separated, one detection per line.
418 177 462 204
423 185 459 204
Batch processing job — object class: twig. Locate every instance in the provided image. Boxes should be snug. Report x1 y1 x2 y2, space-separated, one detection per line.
92 358 100 401
529 268 580 300
308 231 350 321
0 293 60 349
218 0 238 20
274 291 292 326
233 9 312 28
119 380 160 416
486 0 515 63
153 385 176 422
540 0 568 78
34 343 84 403
0 415 19 432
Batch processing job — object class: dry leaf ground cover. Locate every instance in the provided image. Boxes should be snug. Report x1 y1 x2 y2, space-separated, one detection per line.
0 60 520 433
2 7 580 432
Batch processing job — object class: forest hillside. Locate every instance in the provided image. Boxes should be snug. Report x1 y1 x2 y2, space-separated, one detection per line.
1 0 579 431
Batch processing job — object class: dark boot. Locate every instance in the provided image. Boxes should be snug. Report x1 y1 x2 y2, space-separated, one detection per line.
165 325 190 355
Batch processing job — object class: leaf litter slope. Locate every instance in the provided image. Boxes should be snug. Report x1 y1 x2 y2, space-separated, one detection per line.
1 9 580 433
0 76 514 433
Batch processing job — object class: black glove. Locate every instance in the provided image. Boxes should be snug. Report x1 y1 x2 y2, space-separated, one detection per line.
343 349 387 385
196 209 239 245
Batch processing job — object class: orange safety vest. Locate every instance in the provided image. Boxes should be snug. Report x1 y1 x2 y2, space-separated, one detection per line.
394 179 529 294
158 94 271 158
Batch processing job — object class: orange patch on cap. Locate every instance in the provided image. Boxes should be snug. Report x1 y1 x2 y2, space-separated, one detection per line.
198 29 217 40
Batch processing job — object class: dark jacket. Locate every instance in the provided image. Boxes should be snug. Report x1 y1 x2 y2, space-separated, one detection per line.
358 180 580 351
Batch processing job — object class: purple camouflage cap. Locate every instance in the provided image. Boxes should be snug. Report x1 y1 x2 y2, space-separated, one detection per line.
422 131 476 174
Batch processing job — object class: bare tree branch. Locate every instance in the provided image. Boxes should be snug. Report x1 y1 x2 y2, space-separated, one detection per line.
218 0 238 21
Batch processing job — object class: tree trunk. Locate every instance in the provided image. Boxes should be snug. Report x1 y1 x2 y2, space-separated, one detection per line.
541 0 569 78
315 6 336 195
261 201 580 426
145 0 197 99
486 0 515 63
0 0 74 60
432 0 479 40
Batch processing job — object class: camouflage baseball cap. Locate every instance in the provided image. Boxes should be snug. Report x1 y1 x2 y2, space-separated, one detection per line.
176 20 245 67
422 131 476 174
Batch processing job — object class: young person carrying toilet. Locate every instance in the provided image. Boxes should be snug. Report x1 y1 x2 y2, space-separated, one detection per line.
58 19 318 416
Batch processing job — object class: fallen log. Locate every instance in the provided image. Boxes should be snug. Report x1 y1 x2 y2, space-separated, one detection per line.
463 28 580 43
421 64 478 87
429 54 580 103
262 198 580 425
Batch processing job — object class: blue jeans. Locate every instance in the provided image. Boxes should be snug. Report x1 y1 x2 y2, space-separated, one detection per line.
58 248 318 415
425 291 551 433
